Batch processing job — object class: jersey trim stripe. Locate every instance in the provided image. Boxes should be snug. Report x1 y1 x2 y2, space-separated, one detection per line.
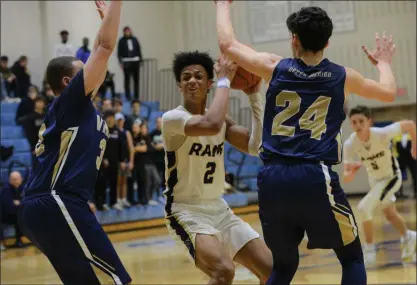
51 127 79 191
320 163 358 245
380 175 400 201
163 151 196 260
51 191 122 284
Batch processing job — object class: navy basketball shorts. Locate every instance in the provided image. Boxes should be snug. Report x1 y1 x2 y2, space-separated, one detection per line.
257 159 359 255
18 192 131 285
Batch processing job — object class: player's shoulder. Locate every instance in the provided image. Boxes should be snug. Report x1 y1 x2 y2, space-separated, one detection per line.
344 132 357 147
162 106 189 121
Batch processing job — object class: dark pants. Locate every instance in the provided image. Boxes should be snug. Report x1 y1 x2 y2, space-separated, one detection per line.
155 161 165 195
136 163 161 204
258 159 364 285
18 194 131 284
398 157 417 194
98 80 116 99
123 62 140 101
1 210 23 245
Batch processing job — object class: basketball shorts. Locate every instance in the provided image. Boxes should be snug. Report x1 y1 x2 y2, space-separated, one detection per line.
258 159 359 252
18 192 131 285
164 197 259 263
357 171 402 221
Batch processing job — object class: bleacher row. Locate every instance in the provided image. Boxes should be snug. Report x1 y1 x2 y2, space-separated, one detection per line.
0 95 261 191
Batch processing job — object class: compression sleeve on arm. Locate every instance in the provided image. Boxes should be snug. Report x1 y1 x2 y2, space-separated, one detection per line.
247 92 264 156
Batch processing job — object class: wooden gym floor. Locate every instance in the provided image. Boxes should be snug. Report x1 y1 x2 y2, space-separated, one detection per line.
1 197 416 284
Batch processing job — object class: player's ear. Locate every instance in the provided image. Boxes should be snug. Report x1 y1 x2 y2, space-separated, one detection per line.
324 41 329 49
208 79 214 91
62 76 71 87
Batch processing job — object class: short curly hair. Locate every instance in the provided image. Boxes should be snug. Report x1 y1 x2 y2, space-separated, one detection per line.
172 51 215 83
286 6 333 53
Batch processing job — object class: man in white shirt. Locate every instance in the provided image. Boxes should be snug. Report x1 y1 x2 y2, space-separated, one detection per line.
162 51 271 285
343 105 416 267
53 30 75 58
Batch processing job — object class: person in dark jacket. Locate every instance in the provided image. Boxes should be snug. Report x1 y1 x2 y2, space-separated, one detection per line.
11 56 31 99
18 96 46 169
117 26 142 101
0 171 24 248
15 85 38 125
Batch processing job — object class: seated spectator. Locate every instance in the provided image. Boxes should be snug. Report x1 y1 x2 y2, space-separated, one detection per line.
41 81 55 106
0 55 16 97
15 85 39 125
149 116 165 198
101 98 113 115
75 37 91 64
0 171 24 248
92 95 102 111
11 56 31 99
97 71 116 99
18 96 46 168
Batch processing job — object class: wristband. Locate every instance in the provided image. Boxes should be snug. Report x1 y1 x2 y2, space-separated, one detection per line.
217 77 231 88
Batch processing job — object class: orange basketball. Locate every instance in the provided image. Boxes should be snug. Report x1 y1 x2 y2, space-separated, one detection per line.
231 66 261 91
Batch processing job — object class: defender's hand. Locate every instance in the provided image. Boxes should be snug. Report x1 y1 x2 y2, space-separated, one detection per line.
362 31 396 66
95 1 108 20
214 54 237 82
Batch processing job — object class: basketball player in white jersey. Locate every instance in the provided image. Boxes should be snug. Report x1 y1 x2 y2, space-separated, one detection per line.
162 51 272 285
343 105 416 267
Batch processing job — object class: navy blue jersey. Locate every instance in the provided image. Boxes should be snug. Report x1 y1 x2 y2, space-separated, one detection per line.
260 58 346 164
23 69 110 201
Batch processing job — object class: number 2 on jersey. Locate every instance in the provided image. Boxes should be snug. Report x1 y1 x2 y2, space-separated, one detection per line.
96 139 107 170
204 162 216 184
272 91 331 140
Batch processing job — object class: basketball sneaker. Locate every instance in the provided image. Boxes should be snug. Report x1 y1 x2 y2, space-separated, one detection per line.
363 243 377 268
401 230 416 261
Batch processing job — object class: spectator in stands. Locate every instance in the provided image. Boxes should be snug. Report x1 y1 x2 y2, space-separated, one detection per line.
11 56 31 99
149 116 165 198
101 98 113 114
117 26 142 101
103 110 125 211
41 81 55 106
75 37 91 64
18 97 46 168
0 171 24 248
128 99 144 128
53 30 74 58
115 113 134 209
0 56 16 97
97 71 116 99
15 85 38 125
113 98 133 132
92 95 101 111
133 121 161 206
395 132 417 196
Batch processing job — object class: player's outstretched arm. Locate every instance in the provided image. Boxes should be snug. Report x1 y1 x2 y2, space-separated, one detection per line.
342 139 361 183
225 80 264 156
183 55 237 136
84 0 122 95
345 32 396 102
215 1 281 83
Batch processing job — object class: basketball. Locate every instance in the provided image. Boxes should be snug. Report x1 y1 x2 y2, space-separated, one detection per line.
231 66 261 91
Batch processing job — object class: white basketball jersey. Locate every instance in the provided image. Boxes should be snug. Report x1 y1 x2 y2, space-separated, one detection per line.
162 106 226 204
343 123 402 181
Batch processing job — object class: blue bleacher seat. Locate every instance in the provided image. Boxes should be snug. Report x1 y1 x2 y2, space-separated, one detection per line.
1 126 24 139
1 102 19 114
226 165 239 175
2 152 32 167
149 111 165 123
1 113 16 126
239 164 261 177
1 139 30 153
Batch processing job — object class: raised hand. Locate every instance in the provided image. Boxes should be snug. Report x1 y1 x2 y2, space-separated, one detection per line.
214 54 237 82
362 31 396 66
95 0 108 20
